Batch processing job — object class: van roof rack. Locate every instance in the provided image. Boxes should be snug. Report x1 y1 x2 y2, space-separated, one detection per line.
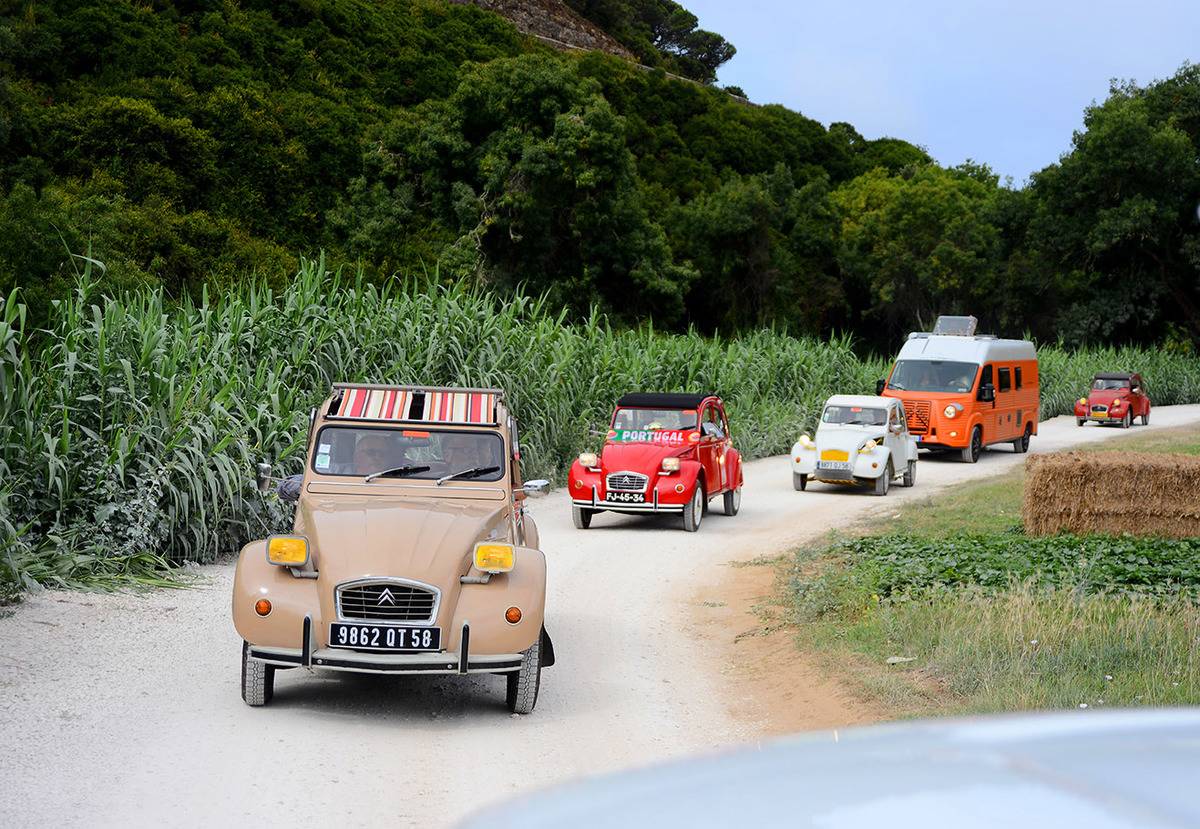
932 316 978 336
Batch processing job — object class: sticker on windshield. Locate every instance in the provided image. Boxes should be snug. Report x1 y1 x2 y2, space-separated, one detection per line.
318 443 332 454
315 453 331 471
609 429 697 446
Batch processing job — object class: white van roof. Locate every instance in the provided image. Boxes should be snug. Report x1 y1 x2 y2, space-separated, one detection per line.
897 334 1036 363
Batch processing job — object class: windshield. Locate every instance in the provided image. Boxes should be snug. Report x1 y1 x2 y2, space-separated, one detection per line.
823 406 887 426
312 426 505 481
887 360 979 394
609 408 699 445
1092 378 1130 391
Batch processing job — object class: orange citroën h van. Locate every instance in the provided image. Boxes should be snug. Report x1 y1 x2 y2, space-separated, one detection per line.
876 316 1039 463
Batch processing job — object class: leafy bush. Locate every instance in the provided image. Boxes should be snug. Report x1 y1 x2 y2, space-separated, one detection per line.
796 533 1200 620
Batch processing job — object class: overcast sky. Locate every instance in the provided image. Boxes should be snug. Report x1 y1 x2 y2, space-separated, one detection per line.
685 0 1198 184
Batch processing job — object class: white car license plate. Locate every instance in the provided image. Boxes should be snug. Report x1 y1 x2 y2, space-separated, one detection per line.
605 491 646 504
329 624 441 652
818 461 851 471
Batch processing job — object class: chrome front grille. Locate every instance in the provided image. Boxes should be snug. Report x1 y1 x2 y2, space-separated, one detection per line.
606 471 649 493
903 400 932 435
336 580 438 624
1091 405 1108 414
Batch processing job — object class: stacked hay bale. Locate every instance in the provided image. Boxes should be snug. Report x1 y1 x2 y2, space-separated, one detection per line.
1024 452 1200 538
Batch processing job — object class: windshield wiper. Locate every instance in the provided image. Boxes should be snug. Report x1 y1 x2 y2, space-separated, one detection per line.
888 383 905 390
436 465 501 486
364 464 431 484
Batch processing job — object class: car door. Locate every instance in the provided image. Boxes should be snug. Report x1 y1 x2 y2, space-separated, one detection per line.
885 405 906 471
698 404 723 495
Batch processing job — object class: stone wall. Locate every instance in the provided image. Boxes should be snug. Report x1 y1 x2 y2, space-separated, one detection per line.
448 0 634 59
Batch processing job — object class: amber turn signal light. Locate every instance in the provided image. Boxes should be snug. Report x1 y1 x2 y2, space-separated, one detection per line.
254 599 272 617
505 606 522 625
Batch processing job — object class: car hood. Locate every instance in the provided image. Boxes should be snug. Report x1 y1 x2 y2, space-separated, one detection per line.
1088 390 1130 405
601 441 691 472
815 427 886 452
301 496 509 587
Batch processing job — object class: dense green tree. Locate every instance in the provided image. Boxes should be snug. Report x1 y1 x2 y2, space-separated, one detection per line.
564 0 735 83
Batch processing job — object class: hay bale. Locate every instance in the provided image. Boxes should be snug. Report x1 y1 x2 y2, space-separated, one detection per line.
1023 451 1200 538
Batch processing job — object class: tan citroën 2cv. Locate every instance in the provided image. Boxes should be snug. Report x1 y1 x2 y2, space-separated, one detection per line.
233 384 554 713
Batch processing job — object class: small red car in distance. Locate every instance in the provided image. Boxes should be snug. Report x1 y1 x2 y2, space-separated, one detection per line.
1075 372 1151 428
569 393 744 532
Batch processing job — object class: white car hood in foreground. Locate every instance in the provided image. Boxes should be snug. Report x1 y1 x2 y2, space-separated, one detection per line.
460 710 1200 829
815 426 886 452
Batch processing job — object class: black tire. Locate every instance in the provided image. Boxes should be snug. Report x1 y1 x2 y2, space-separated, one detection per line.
682 484 704 532
1121 410 1132 429
1076 417 1085 427
873 461 892 496
961 427 983 463
792 472 808 491
506 632 543 714
241 641 274 707
903 459 916 488
1142 411 1150 426
723 486 741 516
572 505 593 530
1013 423 1032 454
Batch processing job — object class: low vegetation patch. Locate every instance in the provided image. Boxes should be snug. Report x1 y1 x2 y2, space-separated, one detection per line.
787 427 1200 716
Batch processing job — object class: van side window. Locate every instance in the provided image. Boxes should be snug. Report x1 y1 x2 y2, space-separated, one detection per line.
998 367 1012 392
1015 367 1023 390
981 364 994 388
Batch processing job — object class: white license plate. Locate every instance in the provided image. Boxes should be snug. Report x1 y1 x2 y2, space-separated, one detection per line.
818 461 851 471
605 491 646 503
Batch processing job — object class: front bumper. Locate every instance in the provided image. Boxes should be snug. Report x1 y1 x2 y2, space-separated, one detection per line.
572 485 685 514
248 618 523 676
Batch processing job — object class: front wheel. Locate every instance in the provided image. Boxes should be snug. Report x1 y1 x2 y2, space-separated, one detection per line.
1076 417 1085 427
723 486 741 516
506 632 543 714
1013 423 1032 454
961 427 983 463
682 485 705 532
903 460 916 488
793 472 808 491
873 462 892 496
241 641 274 707
1121 410 1132 429
1142 411 1150 426
572 506 593 530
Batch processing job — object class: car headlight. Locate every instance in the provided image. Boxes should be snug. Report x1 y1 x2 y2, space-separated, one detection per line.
578 452 598 468
799 434 815 449
266 535 309 567
860 440 877 453
475 543 515 574
661 457 681 473
1078 398 1087 406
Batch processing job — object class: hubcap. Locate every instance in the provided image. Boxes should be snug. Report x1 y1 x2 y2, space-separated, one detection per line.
693 489 703 526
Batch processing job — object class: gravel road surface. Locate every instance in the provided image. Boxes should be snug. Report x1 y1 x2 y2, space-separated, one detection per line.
2 407 1199 827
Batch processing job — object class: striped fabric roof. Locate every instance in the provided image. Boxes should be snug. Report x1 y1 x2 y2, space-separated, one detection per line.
333 388 499 425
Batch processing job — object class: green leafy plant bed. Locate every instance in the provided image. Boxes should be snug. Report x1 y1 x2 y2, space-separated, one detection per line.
797 534 1200 619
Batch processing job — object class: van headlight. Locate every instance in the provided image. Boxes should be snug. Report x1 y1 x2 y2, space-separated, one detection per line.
661 457 681 473
475 543 515 574
578 452 598 468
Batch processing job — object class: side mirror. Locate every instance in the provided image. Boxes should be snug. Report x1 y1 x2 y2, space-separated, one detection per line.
522 480 550 497
889 423 903 435
1131 386 1140 394
978 383 995 403
255 462 273 494
875 379 886 395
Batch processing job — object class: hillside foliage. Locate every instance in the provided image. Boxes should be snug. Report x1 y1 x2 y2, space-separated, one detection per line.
1 2 1198 350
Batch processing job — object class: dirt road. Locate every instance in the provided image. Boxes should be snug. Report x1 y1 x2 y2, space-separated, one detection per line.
3 407 1199 827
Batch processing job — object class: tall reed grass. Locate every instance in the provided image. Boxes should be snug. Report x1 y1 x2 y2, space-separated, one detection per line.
2 258 1198 595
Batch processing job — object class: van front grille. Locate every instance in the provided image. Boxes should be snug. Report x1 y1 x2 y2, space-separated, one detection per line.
903 400 932 434
336 582 438 624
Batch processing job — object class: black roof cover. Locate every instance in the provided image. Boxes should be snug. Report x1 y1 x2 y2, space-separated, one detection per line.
1094 372 1136 380
616 392 715 409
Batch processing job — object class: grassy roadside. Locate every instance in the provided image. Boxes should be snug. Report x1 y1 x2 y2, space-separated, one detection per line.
780 424 1200 718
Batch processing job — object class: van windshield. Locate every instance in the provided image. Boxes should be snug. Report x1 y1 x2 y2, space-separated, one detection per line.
888 360 979 394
